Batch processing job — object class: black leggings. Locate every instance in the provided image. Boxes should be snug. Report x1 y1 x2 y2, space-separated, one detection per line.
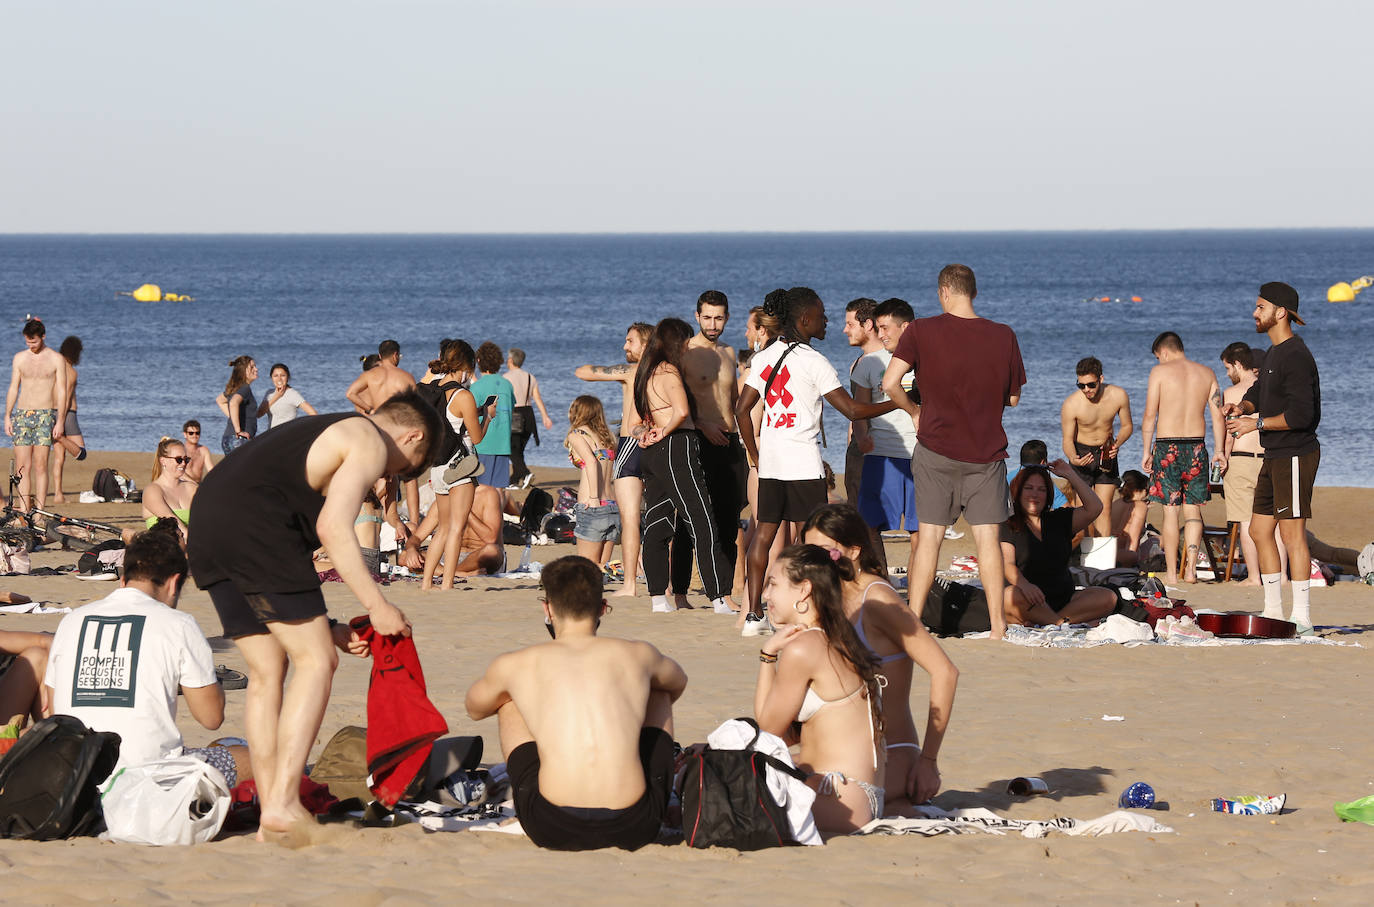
670 432 745 594
641 431 731 600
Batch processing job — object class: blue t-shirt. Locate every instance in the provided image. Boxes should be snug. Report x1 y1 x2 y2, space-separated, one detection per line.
470 373 515 456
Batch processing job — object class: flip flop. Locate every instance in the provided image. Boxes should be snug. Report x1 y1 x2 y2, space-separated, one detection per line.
216 665 248 690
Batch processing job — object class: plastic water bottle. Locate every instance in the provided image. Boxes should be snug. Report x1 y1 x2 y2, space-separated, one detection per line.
1119 781 1156 809
517 542 532 573
1140 574 1166 600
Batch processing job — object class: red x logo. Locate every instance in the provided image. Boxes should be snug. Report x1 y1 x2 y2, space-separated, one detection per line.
761 365 793 407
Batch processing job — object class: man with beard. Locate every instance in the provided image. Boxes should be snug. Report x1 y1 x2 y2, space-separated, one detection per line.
672 290 746 614
576 322 653 597
1223 282 1322 634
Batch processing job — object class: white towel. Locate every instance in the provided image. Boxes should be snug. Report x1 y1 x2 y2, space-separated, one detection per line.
705 718 822 846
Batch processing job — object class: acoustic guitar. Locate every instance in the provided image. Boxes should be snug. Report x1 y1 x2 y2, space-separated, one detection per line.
1194 611 1296 640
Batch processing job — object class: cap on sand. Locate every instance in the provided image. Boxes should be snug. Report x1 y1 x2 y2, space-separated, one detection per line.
1260 281 1304 325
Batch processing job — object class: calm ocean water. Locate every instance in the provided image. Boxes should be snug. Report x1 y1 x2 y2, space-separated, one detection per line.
2 232 1370 485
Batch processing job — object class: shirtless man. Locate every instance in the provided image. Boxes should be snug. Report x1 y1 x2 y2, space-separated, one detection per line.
465 555 686 851
182 420 215 482
575 322 652 597
1139 331 1226 583
346 340 420 537
450 483 507 576
677 291 745 612
1060 356 1133 538
5 320 68 511
188 392 439 839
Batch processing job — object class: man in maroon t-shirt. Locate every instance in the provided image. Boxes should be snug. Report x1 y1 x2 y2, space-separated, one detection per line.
882 264 1026 640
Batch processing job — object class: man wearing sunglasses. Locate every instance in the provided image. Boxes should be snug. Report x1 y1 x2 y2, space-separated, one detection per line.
182 419 215 482
1060 356 1133 539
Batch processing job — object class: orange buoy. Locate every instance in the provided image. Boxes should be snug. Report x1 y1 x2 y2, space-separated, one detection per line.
1099 296 1111 302
1130 295 1142 302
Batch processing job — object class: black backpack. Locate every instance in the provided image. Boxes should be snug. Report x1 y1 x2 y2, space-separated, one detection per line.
77 539 125 577
91 468 123 503
678 719 809 850
415 380 466 466
920 576 992 636
0 715 121 840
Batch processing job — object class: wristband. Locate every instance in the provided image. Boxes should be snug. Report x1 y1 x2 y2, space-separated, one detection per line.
759 651 778 664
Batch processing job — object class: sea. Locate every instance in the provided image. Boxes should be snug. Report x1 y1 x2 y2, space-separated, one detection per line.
2 231 1370 486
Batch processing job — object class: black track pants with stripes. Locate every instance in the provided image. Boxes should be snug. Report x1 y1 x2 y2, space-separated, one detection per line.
640 430 731 600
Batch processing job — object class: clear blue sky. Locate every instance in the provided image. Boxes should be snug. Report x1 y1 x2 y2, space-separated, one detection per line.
3 0 1367 233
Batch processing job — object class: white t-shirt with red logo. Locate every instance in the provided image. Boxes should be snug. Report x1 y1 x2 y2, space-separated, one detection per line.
745 341 841 481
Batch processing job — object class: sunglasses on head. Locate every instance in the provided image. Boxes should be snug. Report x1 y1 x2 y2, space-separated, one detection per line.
1077 381 1099 390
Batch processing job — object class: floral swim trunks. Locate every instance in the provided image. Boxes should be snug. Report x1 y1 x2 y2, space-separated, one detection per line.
12 409 55 447
1146 437 1210 505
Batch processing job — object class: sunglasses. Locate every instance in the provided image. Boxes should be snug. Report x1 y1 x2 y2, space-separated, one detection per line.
163 455 192 465
184 431 200 436
1077 381 1099 390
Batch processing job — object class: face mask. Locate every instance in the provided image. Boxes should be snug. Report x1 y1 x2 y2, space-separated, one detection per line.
545 619 555 639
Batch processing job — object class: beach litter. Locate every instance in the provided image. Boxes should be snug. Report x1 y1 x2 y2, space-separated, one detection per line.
1333 795 1374 824
1007 777 1049 796
1212 794 1286 815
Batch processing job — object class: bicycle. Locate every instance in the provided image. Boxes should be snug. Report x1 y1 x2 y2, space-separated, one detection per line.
2 467 124 552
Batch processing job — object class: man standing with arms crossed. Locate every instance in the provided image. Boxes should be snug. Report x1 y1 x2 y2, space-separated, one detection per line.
575 323 653 597
1139 331 1226 584
6 319 68 511
1060 356 1133 539
1224 283 1321 634
882 266 1025 641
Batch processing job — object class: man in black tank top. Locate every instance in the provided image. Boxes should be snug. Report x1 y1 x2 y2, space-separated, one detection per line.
188 390 440 838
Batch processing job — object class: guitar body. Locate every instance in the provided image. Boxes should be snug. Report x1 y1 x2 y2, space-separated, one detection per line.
1195 611 1297 639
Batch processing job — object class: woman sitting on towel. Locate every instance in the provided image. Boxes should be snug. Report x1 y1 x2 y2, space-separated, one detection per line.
142 436 198 542
755 544 886 832
802 503 958 815
1002 460 1116 626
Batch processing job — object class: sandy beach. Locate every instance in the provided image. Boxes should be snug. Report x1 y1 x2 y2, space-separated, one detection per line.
2 450 1372 905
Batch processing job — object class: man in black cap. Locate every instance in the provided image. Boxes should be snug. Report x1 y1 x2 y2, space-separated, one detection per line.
1223 282 1321 634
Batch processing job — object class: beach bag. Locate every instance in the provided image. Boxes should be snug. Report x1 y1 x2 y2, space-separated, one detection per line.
308 725 372 803
416 380 468 467
0 715 121 841
78 539 125 577
920 576 992 636
679 719 809 850
101 755 231 845
1 541 30 575
91 468 123 503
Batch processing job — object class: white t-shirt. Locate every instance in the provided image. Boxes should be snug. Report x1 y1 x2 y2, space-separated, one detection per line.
745 341 841 481
268 387 306 429
850 349 917 459
45 586 218 772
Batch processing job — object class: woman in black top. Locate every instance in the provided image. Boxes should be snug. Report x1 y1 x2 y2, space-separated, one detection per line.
1000 460 1117 626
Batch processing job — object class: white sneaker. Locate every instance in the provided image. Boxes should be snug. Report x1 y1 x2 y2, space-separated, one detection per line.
944 528 965 540
651 595 676 613
520 473 535 489
1358 541 1374 582
712 598 738 615
741 614 773 637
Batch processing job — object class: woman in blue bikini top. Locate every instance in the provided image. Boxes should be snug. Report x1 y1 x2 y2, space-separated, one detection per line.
802 502 960 818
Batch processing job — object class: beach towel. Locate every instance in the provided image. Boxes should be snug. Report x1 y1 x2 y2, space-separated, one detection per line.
856 806 1173 838
977 624 1361 649
0 602 70 614
349 616 448 807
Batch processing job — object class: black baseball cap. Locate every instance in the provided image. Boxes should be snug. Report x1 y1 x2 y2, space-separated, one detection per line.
1259 281 1304 325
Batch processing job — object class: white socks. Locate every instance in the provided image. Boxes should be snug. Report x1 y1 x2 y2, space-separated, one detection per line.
1260 573 1283 619
1289 580 1311 628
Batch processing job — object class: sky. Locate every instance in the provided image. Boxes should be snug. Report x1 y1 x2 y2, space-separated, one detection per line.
2 0 1369 233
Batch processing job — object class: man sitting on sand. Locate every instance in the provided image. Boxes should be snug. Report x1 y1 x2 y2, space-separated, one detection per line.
44 521 250 787
465 555 687 851
189 392 437 838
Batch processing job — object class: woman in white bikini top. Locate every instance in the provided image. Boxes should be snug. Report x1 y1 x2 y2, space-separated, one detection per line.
803 503 960 818
755 544 886 834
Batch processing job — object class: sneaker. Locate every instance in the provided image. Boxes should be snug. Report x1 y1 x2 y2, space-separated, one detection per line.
1294 622 1316 637
741 613 773 637
1358 542 1374 581
944 528 965 540
712 597 738 615
520 473 535 489
651 595 676 613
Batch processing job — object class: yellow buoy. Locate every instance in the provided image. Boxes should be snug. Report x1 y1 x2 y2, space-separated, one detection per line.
131 283 162 302
1328 282 1355 303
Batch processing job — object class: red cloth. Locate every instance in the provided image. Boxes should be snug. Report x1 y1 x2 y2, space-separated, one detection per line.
349 616 448 806
892 313 1026 463
226 776 341 831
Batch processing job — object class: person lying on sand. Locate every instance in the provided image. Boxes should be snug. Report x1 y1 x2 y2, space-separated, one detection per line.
43 521 251 787
465 555 687 851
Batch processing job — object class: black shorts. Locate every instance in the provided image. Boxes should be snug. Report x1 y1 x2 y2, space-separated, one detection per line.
508 727 673 852
756 477 827 524
613 437 642 481
1253 449 1320 520
1072 441 1120 487
206 581 329 639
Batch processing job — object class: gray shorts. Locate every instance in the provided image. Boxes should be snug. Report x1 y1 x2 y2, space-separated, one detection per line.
573 502 621 542
911 445 1011 527
64 410 81 437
